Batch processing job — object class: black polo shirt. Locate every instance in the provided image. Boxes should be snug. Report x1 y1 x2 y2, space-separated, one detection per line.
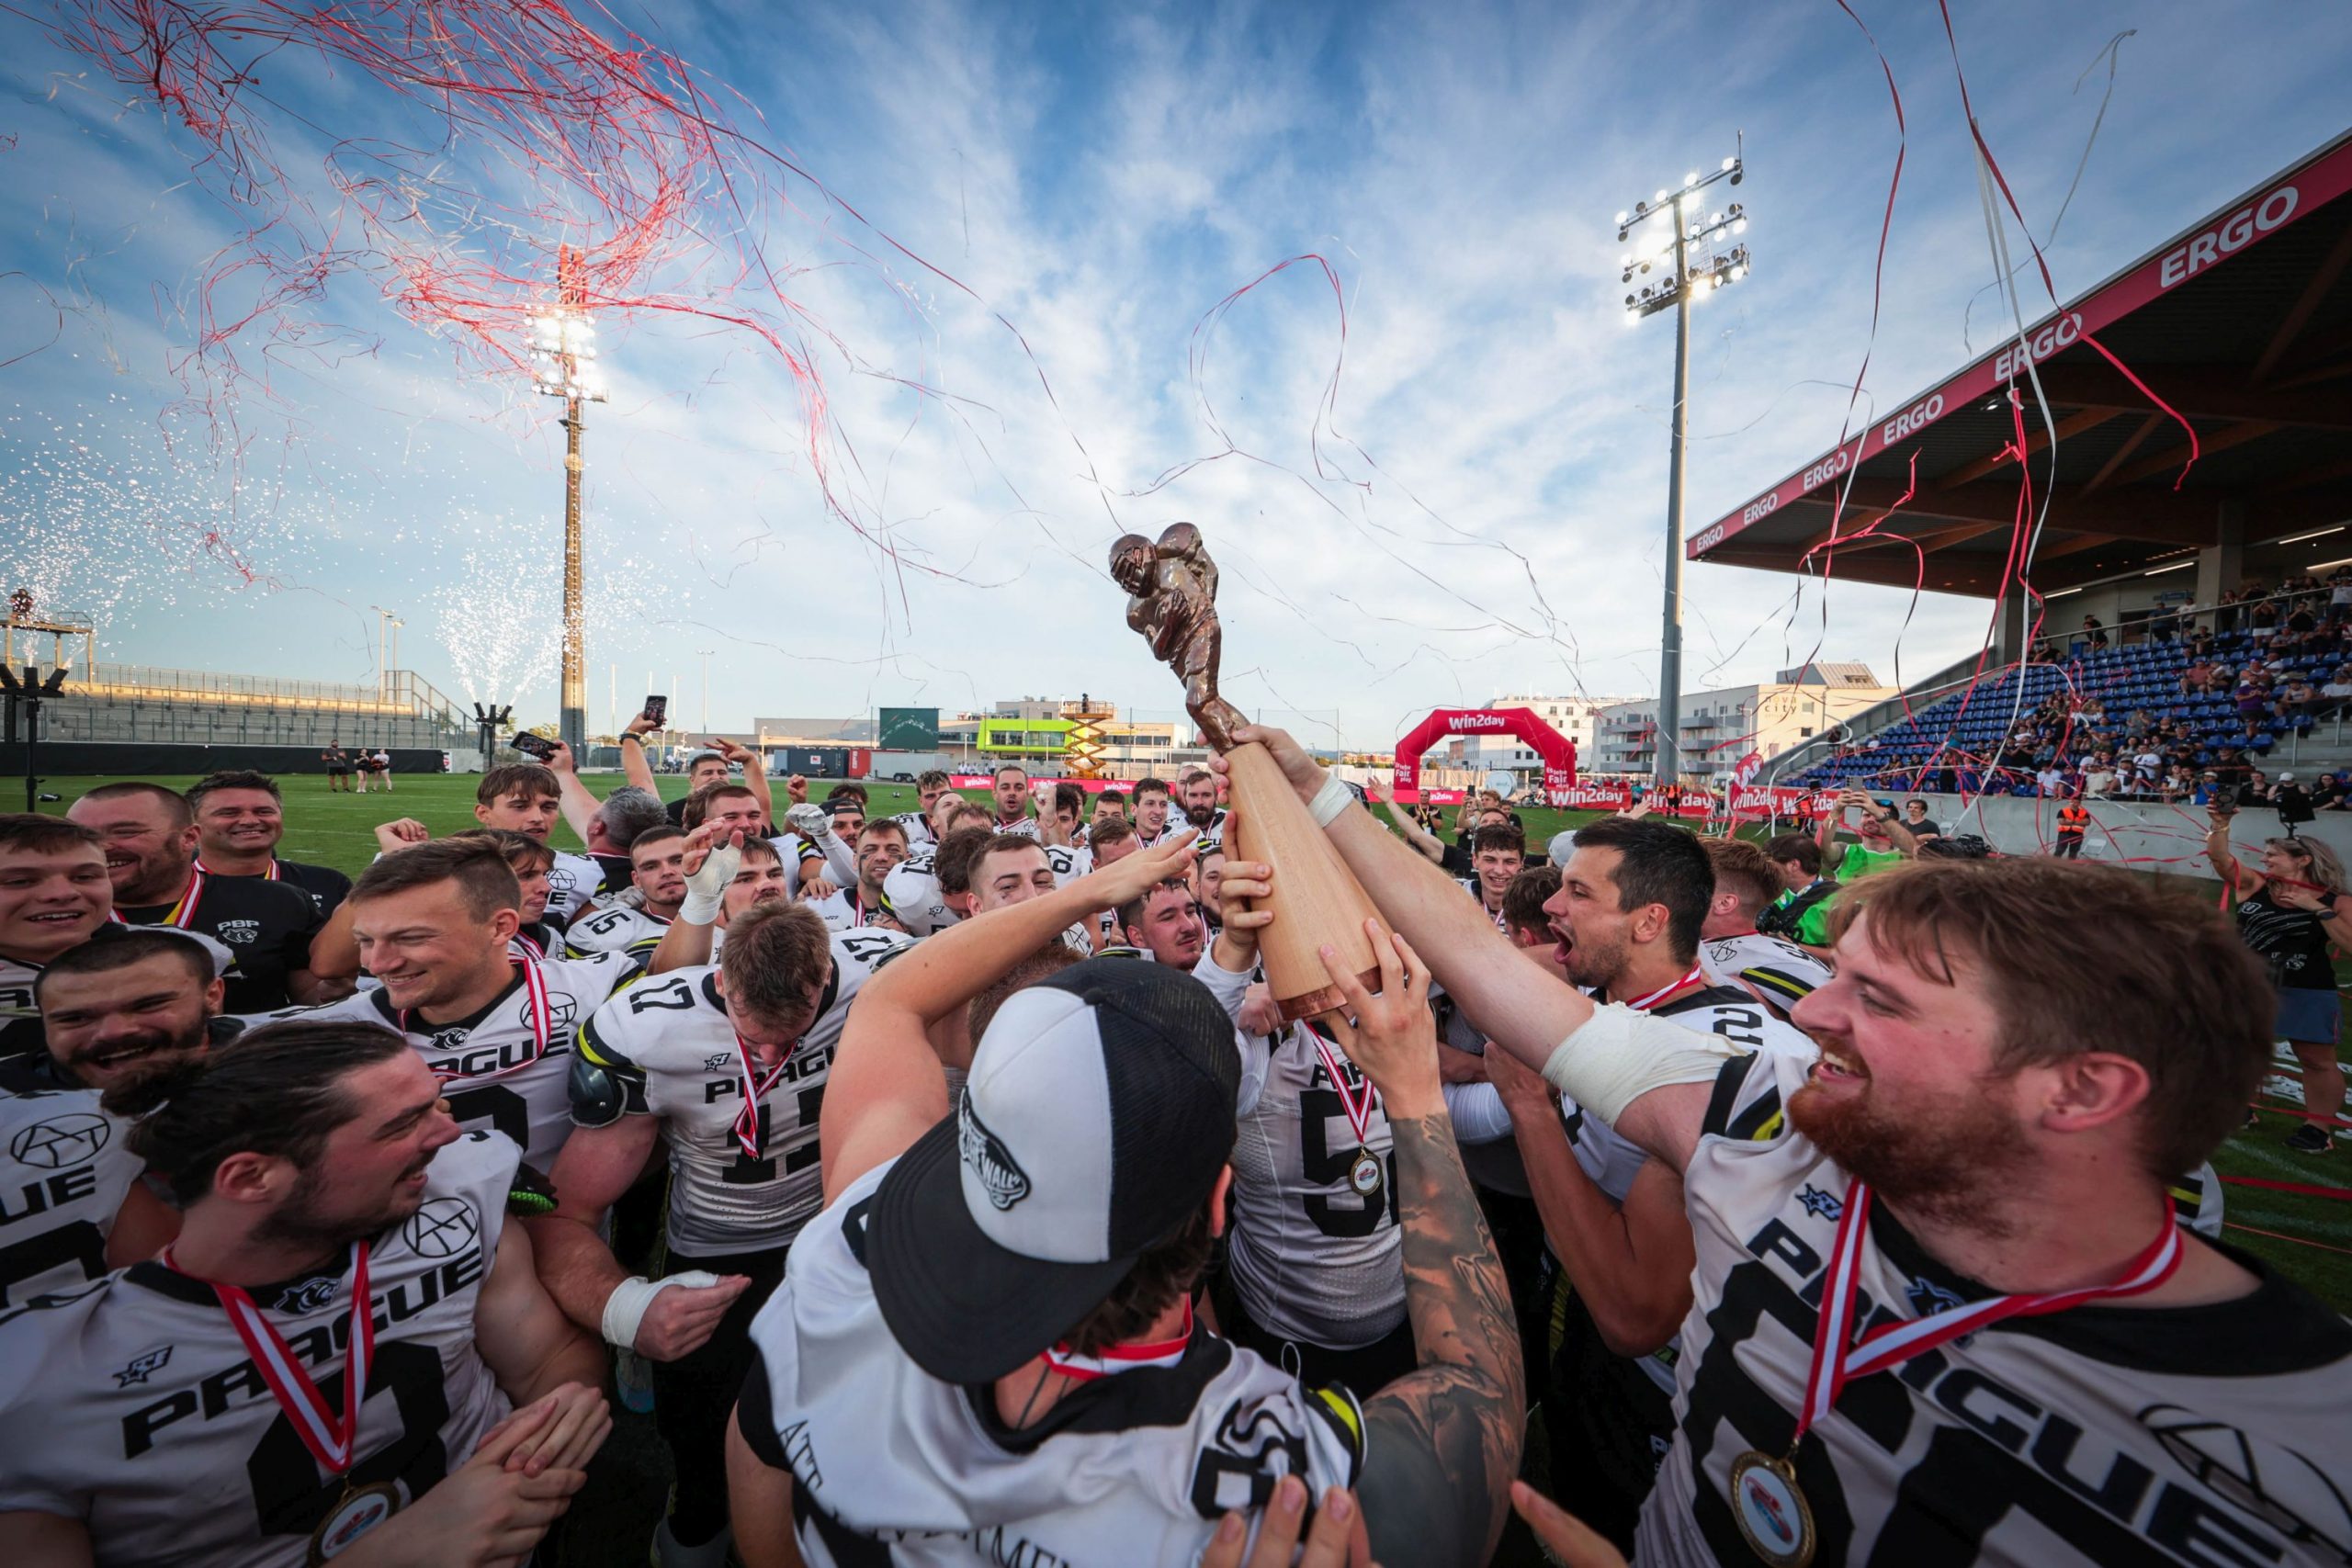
117 877 321 1012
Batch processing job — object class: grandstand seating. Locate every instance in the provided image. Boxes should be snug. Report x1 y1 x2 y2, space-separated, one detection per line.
1783 630 2352 795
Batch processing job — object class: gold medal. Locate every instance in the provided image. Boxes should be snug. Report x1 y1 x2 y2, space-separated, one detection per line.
1729 1450 1814 1568
1348 1147 1384 1198
308 1481 401 1562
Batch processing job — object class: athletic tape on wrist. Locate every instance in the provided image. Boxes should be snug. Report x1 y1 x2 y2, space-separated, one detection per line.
1308 773 1356 828
601 1269 724 1349
677 888 724 926
1537 1003 1745 1125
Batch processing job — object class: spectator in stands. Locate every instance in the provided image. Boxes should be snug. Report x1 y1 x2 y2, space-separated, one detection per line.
2236 768 2271 809
2180 658 2213 695
2034 762 2066 796
2250 595 2281 640
2081 614 2109 650
2276 773 2317 836
1899 798 1940 840
2083 754 2119 797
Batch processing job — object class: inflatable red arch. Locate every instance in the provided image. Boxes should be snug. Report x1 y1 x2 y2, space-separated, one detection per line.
1391 707 1578 805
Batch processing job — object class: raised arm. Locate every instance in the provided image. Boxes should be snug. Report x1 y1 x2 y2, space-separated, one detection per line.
644 825 732 975
618 713 660 795
716 740 775 827
820 834 1202 1201
1367 778 1447 866
1216 726 1729 1176
1318 934 1523 1568
545 740 601 846
2204 807 2249 892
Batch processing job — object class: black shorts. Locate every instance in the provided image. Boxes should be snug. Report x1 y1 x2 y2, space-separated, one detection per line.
326 765 350 775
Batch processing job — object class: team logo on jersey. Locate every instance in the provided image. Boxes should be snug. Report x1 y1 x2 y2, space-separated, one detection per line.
402 1197 480 1259
704 1053 734 1074
427 1027 472 1053
273 1275 344 1314
2140 1404 2351 1556
1795 1183 1842 1221
1905 1275 1966 1318
211 919 260 946
543 995 578 1030
957 1097 1030 1211
10 1112 110 1169
114 1345 173 1386
548 867 578 891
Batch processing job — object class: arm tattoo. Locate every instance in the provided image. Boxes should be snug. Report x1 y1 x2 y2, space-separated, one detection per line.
1358 1111 1526 1568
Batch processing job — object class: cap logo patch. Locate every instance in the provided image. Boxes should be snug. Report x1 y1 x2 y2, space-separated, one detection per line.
958 1094 1031 1211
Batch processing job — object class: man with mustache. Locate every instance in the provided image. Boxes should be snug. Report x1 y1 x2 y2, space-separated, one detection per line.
67 784 323 1012
1226 723 2348 1568
0 929 242 1305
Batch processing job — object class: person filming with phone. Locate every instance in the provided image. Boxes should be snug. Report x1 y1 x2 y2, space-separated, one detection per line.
2207 800 2349 1154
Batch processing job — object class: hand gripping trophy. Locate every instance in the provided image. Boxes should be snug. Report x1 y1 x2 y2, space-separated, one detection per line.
1111 524 1386 1021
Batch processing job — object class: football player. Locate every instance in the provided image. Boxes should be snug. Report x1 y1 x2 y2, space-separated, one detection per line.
284 840 639 1173
1696 835 1832 1019
531 902 912 1566
564 826 692 954
0 1021 611 1567
68 784 325 1012
0 931 238 1306
726 835 1525 1567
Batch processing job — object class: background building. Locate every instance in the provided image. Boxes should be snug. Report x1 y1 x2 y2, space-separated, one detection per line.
1594 663 1895 780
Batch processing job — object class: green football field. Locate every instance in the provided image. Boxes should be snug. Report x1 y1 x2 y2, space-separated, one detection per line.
34 771 2352 1311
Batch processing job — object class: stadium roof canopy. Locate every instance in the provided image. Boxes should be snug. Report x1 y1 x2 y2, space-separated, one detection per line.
1690 131 2352 598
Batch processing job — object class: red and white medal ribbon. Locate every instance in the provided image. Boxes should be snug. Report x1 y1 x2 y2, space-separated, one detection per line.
1306 1025 1380 1150
175 1243 375 1474
403 955 553 1084
164 863 209 930
1623 964 1703 1013
730 1030 797 1160
1044 1297 1193 1382
1788 1182 2182 1447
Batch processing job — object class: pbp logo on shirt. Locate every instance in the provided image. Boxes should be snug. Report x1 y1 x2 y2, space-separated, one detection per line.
211 919 260 946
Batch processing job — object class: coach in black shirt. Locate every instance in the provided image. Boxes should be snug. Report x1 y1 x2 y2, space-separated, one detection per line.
68 783 326 1011
186 769 353 917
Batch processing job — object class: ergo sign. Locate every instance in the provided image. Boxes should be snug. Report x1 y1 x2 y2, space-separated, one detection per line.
1689 141 2349 560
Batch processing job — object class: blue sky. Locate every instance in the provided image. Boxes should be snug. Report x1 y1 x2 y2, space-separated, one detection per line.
3 0 2348 748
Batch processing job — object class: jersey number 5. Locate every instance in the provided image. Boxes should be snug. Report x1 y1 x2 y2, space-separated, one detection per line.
1298 1088 1398 1238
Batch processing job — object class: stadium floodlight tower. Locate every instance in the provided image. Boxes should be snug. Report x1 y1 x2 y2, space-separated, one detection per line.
1613 150 1752 792
529 243 609 755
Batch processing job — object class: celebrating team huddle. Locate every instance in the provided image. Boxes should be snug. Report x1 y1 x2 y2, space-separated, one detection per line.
0 729 2344 1568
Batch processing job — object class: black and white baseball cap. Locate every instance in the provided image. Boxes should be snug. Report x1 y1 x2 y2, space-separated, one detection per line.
867 957 1241 1384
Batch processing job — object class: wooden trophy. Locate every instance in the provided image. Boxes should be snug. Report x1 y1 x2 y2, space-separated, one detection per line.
1111 525 1387 1022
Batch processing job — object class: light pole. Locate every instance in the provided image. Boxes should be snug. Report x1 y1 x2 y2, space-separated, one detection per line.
368 606 403 699
1614 152 1752 792
530 243 609 754
697 649 713 735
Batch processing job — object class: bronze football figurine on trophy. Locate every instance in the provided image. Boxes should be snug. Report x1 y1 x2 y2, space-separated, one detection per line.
1112 524 1385 1020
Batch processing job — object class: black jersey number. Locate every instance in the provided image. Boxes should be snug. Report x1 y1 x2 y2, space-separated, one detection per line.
838 933 901 966
625 978 696 1014
0 1216 108 1307
247 1338 454 1540
721 1084 825 1185
442 1084 531 1150
1298 1087 1399 1238
1709 1007 1766 1050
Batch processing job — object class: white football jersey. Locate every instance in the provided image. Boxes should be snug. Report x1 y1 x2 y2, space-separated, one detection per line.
1193 954 1404 1349
985 815 1041 840
289 950 639 1170
1698 931 1833 1017
0 1131 520 1567
573 932 910 1254
1558 986 1814 1394
891 810 936 850
1045 843 1094 886
804 887 891 932
1174 809 1227 852
1636 1049 2352 1568
882 852 960 937
739 1157 1365 1567
0 1066 138 1308
542 850 607 926
563 901 672 954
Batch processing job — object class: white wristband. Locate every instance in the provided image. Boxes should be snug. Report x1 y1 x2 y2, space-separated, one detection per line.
1538 1003 1744 1125
1308 773 1356 828
601 1270 723 1349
